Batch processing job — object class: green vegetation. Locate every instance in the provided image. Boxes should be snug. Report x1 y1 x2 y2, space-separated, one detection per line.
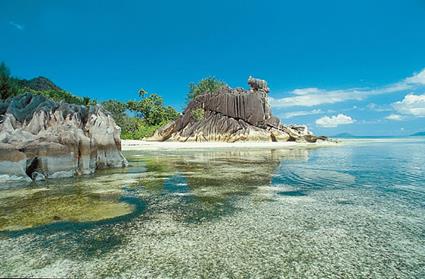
103 89 178 139
187 76 227 102
0 63 231 140
0 62 94 105
192 107 205 121
0 62 179 140
0 62 18 99
2 62 232 140
127 91 178 126
16 86 95 105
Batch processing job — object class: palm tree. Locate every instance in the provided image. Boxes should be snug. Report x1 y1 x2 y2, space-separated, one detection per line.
138 88 148 99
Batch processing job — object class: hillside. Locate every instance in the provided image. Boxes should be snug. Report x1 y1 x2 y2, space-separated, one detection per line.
12 76 92 105
16 76 62 92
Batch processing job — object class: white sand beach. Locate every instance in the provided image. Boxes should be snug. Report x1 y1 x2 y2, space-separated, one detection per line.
121 140 337 151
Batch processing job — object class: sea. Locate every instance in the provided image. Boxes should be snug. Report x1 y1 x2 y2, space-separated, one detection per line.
0 138 424 278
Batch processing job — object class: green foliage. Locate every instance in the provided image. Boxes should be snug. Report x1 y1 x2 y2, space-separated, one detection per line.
127 93 178 126
0 62 11 99
103 91 179 140
16 87 92 105
187 76 227 102
102 100 127 125
0 62 19 99
0 61 96 105
120 118 167 140
1 61 179 140
138 88 148 98
192 107 205 121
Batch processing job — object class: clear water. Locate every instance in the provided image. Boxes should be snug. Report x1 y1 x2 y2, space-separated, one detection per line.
1 139 425 278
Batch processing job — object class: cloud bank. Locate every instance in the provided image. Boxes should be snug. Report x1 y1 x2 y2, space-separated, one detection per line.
393 94 425 117
385 114 403 121
270 69 425 108
281 109 323 119
315 114 355 128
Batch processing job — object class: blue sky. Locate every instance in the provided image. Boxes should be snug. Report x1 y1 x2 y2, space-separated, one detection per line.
1 0 425 136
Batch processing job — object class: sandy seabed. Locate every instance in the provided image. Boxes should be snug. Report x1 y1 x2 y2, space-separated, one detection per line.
2 138 424 278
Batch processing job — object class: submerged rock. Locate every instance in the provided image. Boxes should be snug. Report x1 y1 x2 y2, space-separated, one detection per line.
0 93 127 181
31 171 46 182
150 77 327 143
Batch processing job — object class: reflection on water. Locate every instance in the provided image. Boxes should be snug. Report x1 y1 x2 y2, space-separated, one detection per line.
1 140 425 278
124 148 311 223
0 148 309 232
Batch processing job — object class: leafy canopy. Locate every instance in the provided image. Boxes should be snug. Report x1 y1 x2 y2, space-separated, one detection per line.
0 62 19 100
191 108 205 121
0 61 94 105
127 91 178 126
102 89 179 139
187 76 227 102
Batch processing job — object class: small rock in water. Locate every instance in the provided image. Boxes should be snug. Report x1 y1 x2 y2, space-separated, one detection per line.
31 171 46 182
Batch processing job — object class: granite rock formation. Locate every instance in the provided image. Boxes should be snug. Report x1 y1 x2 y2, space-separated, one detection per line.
150 77 327 143
0 93 127 182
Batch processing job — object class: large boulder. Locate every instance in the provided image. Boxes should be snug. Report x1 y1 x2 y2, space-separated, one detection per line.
150 77 327 143
0 93 127 182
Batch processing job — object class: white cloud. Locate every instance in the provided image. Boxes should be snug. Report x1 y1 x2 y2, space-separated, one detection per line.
281 109 323 118
269 88 365 107
366 103 392 112
404 70 425 85
270 69 425 108
385 114 403 121
292 88 321 95
9 21 24 31
315 114 355 128
393 94 425 117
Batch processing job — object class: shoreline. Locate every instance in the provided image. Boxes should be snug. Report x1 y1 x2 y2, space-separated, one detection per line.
121 137 425 151
121 140 337 151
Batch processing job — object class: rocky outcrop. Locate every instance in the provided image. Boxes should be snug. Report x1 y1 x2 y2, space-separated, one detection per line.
150 77 327 143
0 93 127 182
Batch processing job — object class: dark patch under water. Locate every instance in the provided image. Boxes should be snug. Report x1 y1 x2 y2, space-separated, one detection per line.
2 196 146 237
277 190 307 197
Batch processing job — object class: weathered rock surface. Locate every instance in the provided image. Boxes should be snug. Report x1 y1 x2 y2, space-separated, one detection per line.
150 77 327 143
0 93 127 182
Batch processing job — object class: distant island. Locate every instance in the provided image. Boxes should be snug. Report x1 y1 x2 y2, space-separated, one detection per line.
334 132 425 138
411 131 425 136
332 133 357 138
331 133 390 139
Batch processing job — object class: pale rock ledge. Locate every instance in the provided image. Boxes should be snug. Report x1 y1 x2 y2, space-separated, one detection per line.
0 93 127 182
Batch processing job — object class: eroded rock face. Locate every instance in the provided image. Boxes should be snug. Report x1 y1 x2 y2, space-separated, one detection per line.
0 93 127 182
150 77 327 143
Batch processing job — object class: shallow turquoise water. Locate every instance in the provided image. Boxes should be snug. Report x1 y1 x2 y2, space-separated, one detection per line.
0 139 425 278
